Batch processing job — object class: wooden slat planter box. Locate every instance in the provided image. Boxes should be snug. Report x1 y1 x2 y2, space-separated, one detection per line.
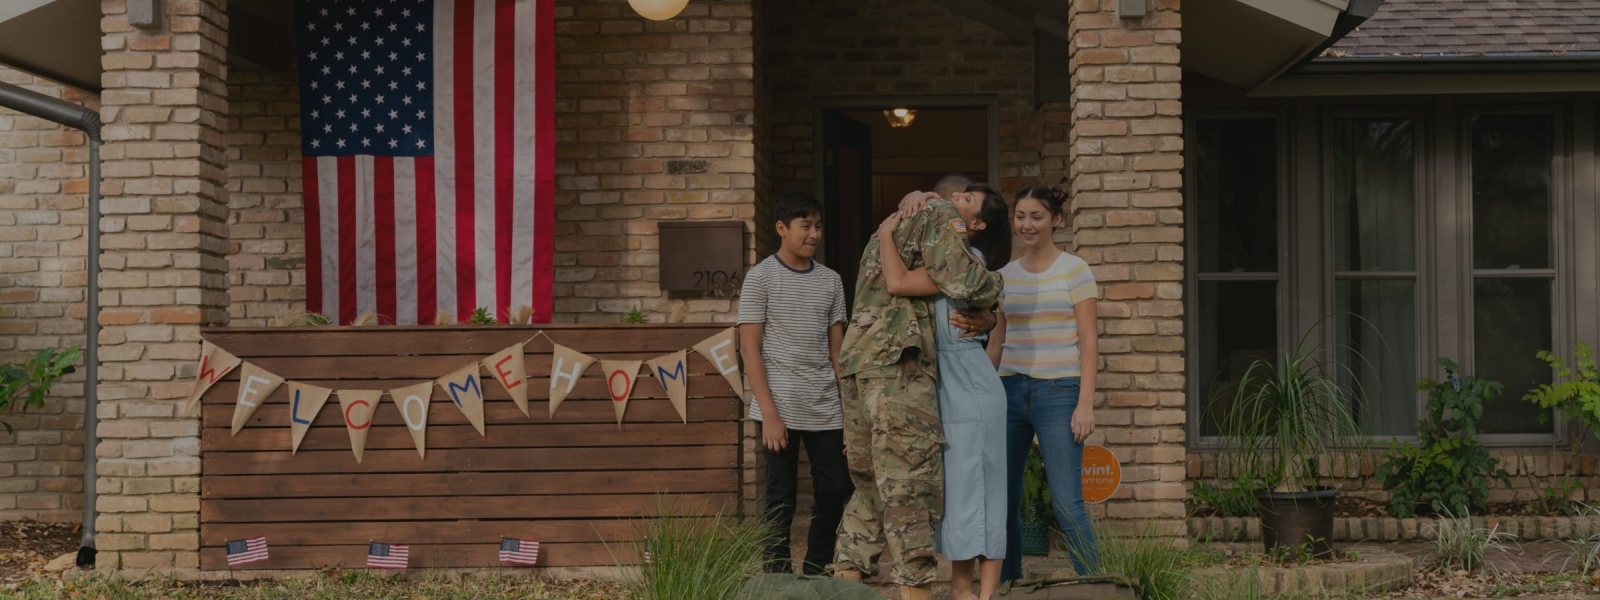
198 325 744 571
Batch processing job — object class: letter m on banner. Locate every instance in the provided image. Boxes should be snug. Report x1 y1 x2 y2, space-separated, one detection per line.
293 0 557 325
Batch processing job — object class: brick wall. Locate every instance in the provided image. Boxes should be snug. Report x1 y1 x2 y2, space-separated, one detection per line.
223 65 305 327
761 0 1043 258
1067 0 1188 536
0 66 94 522
552 0 758 325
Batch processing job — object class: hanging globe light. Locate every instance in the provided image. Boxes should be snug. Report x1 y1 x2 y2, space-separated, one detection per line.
883 108 918 128
629 0 690 21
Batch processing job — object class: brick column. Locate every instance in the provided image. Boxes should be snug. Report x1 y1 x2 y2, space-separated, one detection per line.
95 0 229 574
1067 0 1187 537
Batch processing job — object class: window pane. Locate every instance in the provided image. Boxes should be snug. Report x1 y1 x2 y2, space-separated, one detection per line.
1336 280 1417 435
1195 117 1278 273
1332 117 1415 272
1473 277 1554 434
1471 113 1553 270
1197 280 1278 437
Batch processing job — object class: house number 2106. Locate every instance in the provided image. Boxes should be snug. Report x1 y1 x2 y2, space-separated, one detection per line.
693 270 742 289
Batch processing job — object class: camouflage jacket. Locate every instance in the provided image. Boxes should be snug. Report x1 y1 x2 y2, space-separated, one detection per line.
839 198 1004 378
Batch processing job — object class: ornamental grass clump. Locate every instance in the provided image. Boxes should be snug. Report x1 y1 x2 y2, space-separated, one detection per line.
620 497 770 600
1427 510 1515 575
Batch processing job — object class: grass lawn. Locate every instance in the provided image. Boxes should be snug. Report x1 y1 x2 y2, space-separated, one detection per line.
3 571 632 600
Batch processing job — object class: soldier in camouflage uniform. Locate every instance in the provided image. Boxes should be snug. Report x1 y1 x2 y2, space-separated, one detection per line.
831 181 1004 599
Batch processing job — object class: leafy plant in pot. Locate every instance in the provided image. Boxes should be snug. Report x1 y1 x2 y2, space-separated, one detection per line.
1212 334 1366 558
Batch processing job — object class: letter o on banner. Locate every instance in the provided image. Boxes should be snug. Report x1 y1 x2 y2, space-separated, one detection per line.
607 370 630 402
344 400 373 430
402 394 428 431
1080 444 1122 504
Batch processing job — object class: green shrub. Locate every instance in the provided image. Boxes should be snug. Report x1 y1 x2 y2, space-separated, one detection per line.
1189 477 1261 518
1525 341 1600 457
0 347 81 434
467 306 497 325
622 307 649 324
1377 358 1510 518
622 498 770 600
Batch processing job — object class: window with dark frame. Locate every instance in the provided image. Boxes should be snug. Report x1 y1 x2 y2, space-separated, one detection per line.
1187 105 1562 443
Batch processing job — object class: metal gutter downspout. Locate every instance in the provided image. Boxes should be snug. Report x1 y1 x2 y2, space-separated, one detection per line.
0 81 102 568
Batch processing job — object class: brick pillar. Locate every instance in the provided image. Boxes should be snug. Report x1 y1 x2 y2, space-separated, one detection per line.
1067 0 1187 537
95 0 229 574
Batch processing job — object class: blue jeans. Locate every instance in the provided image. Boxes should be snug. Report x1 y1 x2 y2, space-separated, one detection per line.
1001 375 1101 582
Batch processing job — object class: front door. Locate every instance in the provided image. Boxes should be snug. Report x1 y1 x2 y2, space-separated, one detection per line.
823 111 873 305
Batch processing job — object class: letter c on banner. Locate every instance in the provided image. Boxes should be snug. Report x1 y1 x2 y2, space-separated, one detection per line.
607 369 631 402
344 400 372 430
401 394 427 431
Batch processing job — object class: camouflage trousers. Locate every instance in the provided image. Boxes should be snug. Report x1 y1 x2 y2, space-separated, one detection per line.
831 359 945 586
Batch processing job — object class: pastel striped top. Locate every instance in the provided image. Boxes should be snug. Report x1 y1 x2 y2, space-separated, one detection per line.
998 252 1098 379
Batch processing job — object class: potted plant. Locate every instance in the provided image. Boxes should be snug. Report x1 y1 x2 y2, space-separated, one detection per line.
1019 443 1054 556
1212 332 1366 558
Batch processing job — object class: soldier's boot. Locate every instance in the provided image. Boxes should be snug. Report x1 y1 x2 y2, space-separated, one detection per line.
832 569 862 583
899 584 933 600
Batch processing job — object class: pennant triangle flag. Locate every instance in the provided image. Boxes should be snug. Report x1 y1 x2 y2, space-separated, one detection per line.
692 328 743 396
286 382 333 454
548 343 596 418
438 363 487 436
599 360 642 428
337 389 383 463
646 350 690 423
185 341 241 416
230 362 284 435
389 381 435 459
483 343 530 417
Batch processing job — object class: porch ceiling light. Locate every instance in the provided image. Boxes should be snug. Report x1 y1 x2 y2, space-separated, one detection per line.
629 0 690 20
884 108 917 128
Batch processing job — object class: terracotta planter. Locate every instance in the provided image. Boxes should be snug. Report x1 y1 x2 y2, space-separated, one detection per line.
1256 486 1340 558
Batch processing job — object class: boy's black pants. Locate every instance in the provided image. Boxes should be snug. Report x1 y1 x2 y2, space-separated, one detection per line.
761 427 854 575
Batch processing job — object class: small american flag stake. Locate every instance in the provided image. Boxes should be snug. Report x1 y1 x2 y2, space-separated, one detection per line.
498 537 539 566
225 536 269 567
367 541 410 569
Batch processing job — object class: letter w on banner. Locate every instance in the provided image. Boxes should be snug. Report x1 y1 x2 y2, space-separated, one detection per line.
293 0 557 326
185 341 241 416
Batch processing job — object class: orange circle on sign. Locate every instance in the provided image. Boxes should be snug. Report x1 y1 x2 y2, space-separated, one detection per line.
1080 445 1121 504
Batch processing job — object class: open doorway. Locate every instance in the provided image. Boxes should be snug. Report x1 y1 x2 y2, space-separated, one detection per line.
817 101 996 304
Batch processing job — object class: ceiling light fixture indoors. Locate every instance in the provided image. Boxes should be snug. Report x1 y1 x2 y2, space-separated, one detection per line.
883 108 917 128
628 0 691 21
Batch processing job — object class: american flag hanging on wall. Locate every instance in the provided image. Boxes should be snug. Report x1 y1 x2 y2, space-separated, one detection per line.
294 0 555 326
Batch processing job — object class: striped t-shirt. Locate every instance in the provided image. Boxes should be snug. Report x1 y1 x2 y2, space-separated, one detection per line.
998 252 1098 379
736 255 847 431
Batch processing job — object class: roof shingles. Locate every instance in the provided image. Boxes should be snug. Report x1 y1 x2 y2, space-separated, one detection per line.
1324 0 1600 58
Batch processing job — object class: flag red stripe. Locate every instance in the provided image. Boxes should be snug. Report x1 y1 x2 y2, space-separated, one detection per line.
533 0 556 323
337 156 358 326
374 157 397 325
494 0 515 319
415 157 438 321
453 0 477 320
302 157 324 316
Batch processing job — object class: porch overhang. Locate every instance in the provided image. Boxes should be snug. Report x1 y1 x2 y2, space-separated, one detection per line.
1181 0 1380 91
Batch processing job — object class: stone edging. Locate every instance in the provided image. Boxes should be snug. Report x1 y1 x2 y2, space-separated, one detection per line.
1190 515 1600 543
1191 548 1413 598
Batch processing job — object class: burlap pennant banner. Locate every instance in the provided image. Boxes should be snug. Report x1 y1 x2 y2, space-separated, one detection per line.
692 327 743 395
548 343 596 418
438 363 487 436
647 350 690 423
483 343 530 417
390 381 435 459
286 382 333 454
337 389 383 463
185 341 241 416
599 360 642 429
230 362 284 435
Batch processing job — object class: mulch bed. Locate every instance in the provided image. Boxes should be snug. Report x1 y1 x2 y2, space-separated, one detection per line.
0 520 81 585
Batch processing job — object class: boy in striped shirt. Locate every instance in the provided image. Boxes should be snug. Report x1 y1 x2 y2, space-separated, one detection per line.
738 192 853 575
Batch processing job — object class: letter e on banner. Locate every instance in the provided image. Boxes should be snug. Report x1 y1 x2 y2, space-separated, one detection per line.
229 362 284 435
482 343 530 417
692 328 743 395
